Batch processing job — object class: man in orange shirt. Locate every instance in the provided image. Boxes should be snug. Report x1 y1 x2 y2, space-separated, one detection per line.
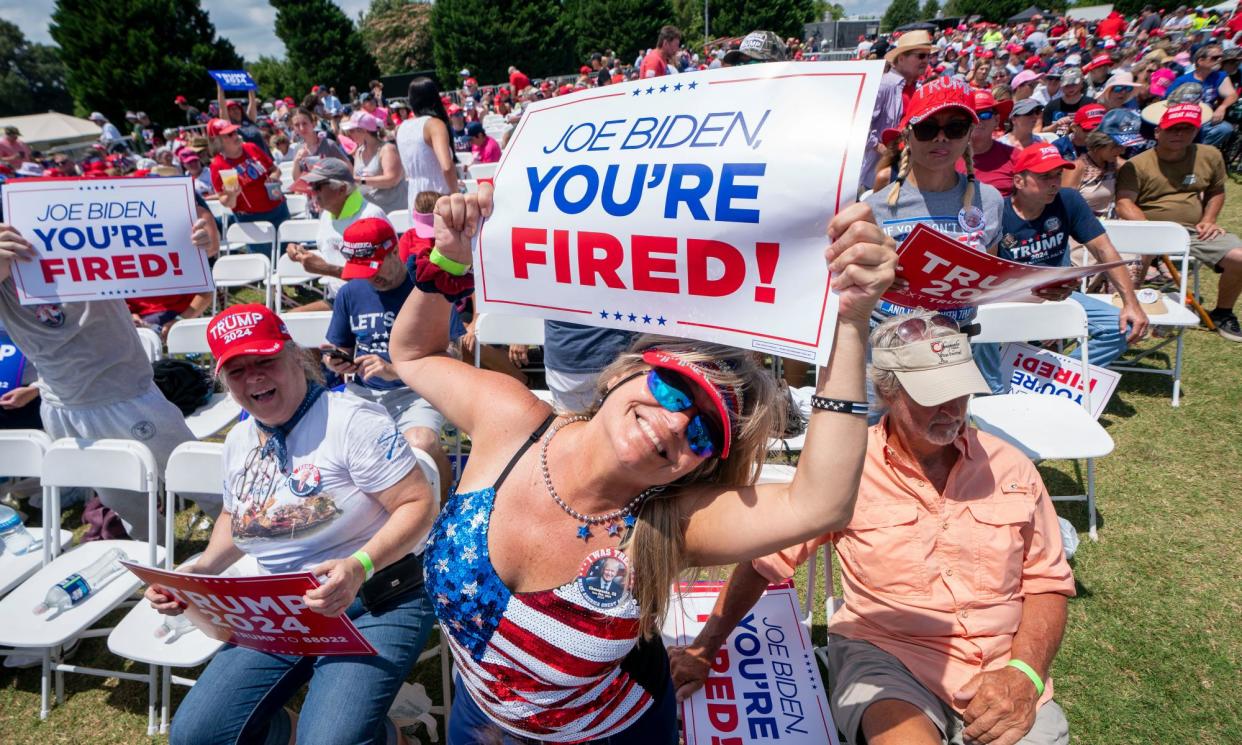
640 25 681 79
670 310 1075 745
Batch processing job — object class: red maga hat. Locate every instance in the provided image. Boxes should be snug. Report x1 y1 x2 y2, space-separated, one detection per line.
1074 103 1106 130
207 304 292 373
1160 102 1203 129
340 218 399 280
1013 143 1076 174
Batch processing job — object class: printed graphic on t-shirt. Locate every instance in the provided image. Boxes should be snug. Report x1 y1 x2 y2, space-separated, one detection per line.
577 548 632 610
34 304 65 328
231 459 342 544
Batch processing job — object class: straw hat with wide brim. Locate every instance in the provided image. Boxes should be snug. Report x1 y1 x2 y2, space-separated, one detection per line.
886 31 936 65
1140 99 1213 127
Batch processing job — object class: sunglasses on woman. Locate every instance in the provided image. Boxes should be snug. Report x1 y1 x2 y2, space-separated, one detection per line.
910 117 973 142
646 369 724 458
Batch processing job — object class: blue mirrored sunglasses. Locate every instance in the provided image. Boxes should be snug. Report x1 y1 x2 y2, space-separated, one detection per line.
645 369 723 459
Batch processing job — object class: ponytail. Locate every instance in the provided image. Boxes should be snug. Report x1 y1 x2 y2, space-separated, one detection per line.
887 141 913 207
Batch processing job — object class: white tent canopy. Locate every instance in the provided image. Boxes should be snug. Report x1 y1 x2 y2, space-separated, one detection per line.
1067 5 1115 22
0 112 101 152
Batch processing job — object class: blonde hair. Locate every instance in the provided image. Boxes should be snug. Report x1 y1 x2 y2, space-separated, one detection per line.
578 336 782 636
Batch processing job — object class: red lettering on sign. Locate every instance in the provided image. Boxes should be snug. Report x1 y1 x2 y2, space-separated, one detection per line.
707 703 739 732
687 239 746 298
704 675 736 701
578 231 625 288
631 235 679 293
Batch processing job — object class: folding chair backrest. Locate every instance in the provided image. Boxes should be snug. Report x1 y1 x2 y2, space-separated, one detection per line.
207 199 232 223
279 311 333 347
225 221 276 249
165 318 212 356
971 300 1087 344
388 209 413 235
469 163 499 181
0 430 53 479
135 327 163 363
213 254 272 283
456 151 476 167
1099 219 1191 299
1098 220 1190 258
285 194 309 218
277 218 320 246
461 180 479 194
165 442 224 497
474 313 545 346
274 253 318 280
41 438 157 493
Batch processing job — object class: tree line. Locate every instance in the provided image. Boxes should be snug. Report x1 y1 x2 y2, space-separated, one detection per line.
6 0 826 126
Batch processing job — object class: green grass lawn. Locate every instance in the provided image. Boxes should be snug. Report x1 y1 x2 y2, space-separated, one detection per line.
2 187 1240 744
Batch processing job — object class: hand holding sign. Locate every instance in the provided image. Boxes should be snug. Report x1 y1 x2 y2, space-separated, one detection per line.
304 557 367 617
209 69 258 91
0 222 35 283
827 203 898 324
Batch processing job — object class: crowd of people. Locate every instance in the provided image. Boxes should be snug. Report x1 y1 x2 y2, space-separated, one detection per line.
0 7 1238 745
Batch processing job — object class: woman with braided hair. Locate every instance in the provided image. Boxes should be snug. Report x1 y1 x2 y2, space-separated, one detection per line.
864 77 1005 333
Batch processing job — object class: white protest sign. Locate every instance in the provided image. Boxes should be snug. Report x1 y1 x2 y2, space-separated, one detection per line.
998 342 1121 419
2 177 213 305
663 583 837 745
476 61 883 364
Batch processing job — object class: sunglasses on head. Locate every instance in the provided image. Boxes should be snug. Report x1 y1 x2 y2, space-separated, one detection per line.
910 117 972 141
895 314 959 343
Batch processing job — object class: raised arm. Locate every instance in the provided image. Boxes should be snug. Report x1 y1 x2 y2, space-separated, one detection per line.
388 187 548 443
680 204 896 567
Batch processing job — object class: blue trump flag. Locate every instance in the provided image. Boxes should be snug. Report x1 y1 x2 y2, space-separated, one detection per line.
209 70 258 91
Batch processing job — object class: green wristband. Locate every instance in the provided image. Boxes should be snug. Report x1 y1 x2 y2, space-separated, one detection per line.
429 247 470 276
1006 659 1045 697
351 550 375 581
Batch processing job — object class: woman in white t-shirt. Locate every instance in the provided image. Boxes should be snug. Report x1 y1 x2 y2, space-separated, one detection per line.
145 304 438 745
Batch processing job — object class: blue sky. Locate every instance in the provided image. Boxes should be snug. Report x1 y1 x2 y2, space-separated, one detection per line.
4 0 888 61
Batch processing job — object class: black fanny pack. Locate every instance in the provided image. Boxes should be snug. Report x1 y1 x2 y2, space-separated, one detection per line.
359 552 424 613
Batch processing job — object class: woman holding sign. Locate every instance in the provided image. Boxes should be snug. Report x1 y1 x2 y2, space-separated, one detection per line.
388 185 896 743
145 304 439 745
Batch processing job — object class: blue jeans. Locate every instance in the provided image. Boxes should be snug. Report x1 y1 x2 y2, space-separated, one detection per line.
1200 119 1234 148
232 201 290 254
447 674 677 744
974 292 1129 393
170 585 435 745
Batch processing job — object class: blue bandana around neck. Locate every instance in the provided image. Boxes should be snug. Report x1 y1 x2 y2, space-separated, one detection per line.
256 382 326 474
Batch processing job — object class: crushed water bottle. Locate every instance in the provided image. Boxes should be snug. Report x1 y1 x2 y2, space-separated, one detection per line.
153 564 240 641
33 548 126 615
0 503 40 556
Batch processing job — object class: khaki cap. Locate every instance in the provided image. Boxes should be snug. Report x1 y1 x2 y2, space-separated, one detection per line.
871 334 991 406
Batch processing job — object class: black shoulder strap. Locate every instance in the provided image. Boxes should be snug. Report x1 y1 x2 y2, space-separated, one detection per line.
492 413 556 491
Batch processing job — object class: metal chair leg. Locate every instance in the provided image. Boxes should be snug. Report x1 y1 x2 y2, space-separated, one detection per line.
1087 458 1098 542
40 649 51 720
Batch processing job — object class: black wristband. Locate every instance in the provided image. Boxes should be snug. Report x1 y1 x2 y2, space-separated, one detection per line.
809 396 870 416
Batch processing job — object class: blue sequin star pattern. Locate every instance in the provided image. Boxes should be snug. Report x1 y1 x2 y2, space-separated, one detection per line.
422 487 511 661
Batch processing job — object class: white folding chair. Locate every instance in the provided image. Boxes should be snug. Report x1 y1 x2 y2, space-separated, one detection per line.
268 253 324 305
0 439 166 731
165 319 242 439
206 199 233 236
224 220 277 260
277 218 320 248
455 151 475 168
278 161 296 193
285 193 309 219
1088 220 1200 406
0 431 71 598
468 162 498 181
970 301 1116 540
135 327 163 363
461 179 480 194
388 209 413 235
107 442 230 734
212 254 273 312
278 310 333 348
472 313 551 404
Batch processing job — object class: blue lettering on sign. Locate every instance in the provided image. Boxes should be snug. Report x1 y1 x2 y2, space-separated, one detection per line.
209 70 258 91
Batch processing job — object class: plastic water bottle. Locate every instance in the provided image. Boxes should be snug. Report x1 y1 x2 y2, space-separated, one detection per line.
154 613 194 642
33 548 126 615
0 504 40 556
153 564 240 641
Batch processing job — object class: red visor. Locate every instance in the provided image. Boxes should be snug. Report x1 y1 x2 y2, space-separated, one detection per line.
641 350 742 459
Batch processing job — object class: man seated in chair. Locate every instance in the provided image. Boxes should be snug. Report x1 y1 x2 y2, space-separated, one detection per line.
670 311 1076 745
1115 102 1242 342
